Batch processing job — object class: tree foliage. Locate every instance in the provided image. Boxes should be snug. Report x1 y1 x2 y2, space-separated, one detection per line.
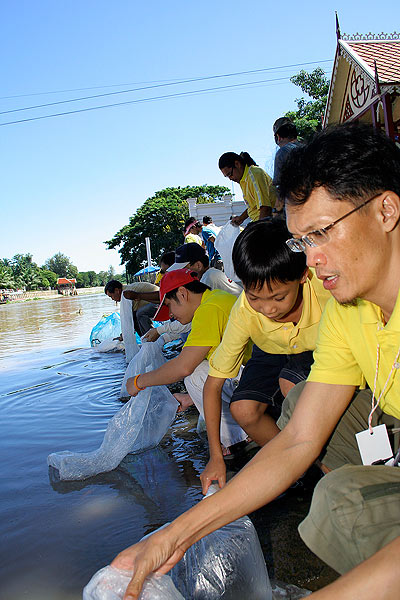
44 252 78 278
105 185 229 273
285 67 330 140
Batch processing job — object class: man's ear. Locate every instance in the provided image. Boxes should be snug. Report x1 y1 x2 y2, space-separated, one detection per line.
377 192 400 232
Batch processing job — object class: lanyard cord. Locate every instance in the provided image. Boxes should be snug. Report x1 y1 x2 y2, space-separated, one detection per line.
369 336 400 433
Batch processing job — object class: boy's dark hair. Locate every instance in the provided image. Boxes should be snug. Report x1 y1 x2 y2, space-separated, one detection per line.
275 122 298 141
232 220 306 290
203 215 213 225
104 280 122 294
218 151 257 169
190 254 209 269
160 251 175 268
165 280 210 301
280 123 400 208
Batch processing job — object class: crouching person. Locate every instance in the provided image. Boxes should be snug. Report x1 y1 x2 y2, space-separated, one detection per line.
126 269 249 451
201 219 331 493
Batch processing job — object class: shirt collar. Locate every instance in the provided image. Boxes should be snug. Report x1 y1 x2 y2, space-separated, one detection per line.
240 164 249 184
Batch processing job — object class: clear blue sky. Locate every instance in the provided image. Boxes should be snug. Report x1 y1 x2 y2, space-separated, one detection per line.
1 1 397 272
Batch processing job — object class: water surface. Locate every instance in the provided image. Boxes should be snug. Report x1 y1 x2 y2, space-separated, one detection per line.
0 294 207 599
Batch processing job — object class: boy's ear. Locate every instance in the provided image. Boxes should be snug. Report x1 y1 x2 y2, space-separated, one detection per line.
299 267 309 285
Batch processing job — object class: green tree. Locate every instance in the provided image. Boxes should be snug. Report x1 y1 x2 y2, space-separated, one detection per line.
44 252 78 278
0 260 15 288
285 67 330 139
105 185 229 274
97 271 109 286
76 272 90 288
8 254 43 290
40 269 58 289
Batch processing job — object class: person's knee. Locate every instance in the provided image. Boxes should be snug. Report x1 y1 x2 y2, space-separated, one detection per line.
230 400 264 427
276 380 306 430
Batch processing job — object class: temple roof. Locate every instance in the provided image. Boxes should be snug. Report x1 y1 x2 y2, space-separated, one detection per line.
346 40 400 83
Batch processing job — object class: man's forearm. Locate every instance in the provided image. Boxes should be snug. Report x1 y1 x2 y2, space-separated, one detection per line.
203 377 225 457
259 205 272 219
166 424 321 550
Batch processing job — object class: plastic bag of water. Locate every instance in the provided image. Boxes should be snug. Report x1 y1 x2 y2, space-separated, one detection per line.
47 338 178 480
90 312 122 347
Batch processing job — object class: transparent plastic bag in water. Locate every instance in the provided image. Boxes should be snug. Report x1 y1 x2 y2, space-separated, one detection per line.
83 567 184 600
47 339 178 480
271 581 312 599
214 222 241 282
171 511 271 599
90 312 122 347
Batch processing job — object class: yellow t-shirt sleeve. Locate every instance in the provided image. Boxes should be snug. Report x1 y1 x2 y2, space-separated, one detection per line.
208 296 250 379
184 303 227 357
249 168 276 209
308 298 364 386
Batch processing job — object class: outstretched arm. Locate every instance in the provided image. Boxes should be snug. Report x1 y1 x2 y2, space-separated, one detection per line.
126 345 210 396
111 381 356 599
201 375 226 494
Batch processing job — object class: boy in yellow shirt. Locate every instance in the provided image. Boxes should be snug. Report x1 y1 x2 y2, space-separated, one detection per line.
201 220 330 492
126 268 249 451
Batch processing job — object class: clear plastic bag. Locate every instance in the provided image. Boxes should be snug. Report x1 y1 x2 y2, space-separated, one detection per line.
94 339 125 353
83 567 184 600
84 485 272 599
47 339 178 480
271 581 312 598
214 222 241 282
90 312 122 347
171 498 272 599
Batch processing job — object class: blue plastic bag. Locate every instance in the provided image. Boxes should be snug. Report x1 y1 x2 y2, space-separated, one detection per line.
90 312 122 347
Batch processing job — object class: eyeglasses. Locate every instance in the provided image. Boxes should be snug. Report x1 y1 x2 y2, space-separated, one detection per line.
223 167 234 179
286 193 381 253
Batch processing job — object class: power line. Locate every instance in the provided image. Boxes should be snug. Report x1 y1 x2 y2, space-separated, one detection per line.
0 59 333 115
0 71 331 128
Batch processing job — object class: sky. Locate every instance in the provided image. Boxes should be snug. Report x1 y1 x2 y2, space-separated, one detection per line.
1 1 398 273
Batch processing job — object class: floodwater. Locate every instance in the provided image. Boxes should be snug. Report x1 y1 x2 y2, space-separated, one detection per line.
0 294 208 600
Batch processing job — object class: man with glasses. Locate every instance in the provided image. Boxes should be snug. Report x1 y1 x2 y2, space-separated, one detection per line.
111 123 400 600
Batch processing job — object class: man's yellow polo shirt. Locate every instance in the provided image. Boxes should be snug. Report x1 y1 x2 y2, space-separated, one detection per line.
184 288 238 360
209 271 330 380
239 164 276 222
308 290 400 420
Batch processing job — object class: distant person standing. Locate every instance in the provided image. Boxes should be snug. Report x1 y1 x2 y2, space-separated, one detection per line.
272 117 300 216
202 216 222 269
183 217 205 247
219 151 276 225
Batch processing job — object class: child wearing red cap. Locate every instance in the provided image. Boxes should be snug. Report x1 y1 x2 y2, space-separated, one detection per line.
127 268 250 453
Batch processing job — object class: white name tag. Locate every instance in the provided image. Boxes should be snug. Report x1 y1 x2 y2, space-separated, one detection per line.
355 424 393 465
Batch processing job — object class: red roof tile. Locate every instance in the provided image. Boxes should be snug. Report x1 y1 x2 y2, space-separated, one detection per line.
57 278 76 285
347 41 400 83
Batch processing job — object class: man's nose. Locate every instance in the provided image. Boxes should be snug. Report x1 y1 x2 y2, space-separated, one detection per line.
305 247 327 267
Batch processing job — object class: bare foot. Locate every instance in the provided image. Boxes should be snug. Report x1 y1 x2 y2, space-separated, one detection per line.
174 392 194 413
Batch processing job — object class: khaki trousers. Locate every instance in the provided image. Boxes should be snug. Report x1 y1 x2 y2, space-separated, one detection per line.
277 383 400 573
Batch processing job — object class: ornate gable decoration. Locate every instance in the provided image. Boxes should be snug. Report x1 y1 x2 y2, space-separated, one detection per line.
337 40 378 122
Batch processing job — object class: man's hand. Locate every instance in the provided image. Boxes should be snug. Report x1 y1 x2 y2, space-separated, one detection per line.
126 376 140 397
200 456 226 495
123 290 140 300
111 527 186 600
230 215 243 227
143 328 160 342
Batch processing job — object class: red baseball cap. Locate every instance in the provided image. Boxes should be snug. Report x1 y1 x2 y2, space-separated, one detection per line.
153 268 199 321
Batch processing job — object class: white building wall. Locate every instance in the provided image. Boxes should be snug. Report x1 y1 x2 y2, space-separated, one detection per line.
186 194 246 227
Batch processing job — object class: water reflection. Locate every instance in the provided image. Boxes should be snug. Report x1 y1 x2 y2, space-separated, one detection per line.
0 295 209 599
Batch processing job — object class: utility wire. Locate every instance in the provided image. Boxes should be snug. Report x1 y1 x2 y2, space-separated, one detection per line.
0 59 333 114
0 75 308 127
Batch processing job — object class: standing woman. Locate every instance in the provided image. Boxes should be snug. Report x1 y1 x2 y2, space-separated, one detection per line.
219 151 276 225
